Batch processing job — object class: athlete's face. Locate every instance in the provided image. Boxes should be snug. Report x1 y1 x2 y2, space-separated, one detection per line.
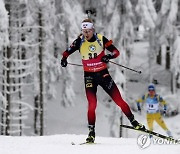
149 90 155 96
82 29 94 41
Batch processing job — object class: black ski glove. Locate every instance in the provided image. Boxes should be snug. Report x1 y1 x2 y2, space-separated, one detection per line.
101 54 113 63
163 110 167 116
163 105 167 116
137 105 141 113
138 108 141 115
61 58 68 67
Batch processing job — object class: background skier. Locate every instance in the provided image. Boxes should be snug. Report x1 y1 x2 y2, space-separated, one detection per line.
136 84 172 137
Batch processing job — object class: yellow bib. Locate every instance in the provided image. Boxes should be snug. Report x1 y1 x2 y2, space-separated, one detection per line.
80 34 104 60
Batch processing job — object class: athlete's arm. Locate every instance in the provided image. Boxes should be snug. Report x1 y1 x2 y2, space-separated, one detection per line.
136 95 146 103
62 36 81 59
103 36 120 58
136 95 146 111
159 95 167 112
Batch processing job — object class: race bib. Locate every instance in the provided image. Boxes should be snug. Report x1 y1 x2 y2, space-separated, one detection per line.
146 97 159 113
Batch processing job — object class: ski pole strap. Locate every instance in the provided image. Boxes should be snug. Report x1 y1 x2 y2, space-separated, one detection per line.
109 61 142 74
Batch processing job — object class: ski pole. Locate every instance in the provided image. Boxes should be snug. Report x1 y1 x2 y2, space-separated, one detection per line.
68 61 142 74
109 61 142 74
68 62 83 67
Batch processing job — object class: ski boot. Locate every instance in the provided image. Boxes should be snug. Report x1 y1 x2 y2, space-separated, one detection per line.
166 130 173 138
129 115 145 131
86 125 95 143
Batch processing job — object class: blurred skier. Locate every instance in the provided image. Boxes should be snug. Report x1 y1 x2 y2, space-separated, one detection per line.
61 18 145 143
136 84 172 137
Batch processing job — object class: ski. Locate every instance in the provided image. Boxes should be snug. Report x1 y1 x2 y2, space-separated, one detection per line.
71 142 98 145
120 124 178 143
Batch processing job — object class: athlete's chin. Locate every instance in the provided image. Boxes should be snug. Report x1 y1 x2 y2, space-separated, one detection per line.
86 36 90 40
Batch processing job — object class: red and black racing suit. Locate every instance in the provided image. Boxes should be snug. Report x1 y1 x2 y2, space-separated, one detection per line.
62 34 134 126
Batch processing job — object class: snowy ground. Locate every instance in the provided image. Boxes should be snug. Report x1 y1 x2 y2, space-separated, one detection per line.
2 41 179 154
0 134 180 154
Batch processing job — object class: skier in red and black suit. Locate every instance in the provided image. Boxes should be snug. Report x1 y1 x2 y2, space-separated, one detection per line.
61 18 145 143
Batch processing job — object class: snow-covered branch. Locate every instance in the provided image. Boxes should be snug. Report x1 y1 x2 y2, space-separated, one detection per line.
0 0 9 50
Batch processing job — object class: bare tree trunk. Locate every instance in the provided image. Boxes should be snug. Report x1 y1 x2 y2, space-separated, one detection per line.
5 46 11 136
166 46 170 70
176 73 180 89
119 113 123 137
4 2 12 135
16 5 22 136
156 47 162 65
38 10 44 136
34 95 39 135
1 49 6 135
17 3 27 136
18 50 22 136
171 72 175 94
1 106 5 135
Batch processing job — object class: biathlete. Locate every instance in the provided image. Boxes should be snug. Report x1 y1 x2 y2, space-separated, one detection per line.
136 84 172 137
61 18 145 143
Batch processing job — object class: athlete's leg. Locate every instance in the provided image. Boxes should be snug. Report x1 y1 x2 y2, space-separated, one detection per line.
154 113 168 130
84 75 97 126
154 113 172 136
146 113 154 131
99 72 133 118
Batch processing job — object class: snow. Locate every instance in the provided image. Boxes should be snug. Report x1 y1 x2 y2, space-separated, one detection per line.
0 134 179 154
135 0 156 28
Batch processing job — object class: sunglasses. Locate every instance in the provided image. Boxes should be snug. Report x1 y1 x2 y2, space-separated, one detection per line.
82 29 93 34
149 90 155 92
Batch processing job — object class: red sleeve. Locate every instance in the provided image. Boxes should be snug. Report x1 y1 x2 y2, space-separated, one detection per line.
112 49 120 58
103 36 120 58
62 51 70 59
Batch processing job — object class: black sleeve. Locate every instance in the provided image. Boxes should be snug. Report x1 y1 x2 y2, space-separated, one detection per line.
102 36 118 51
66 36 81 55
